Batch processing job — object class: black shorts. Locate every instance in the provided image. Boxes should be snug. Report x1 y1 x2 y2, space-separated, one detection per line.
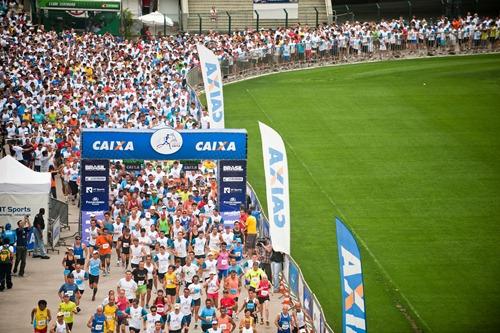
169 330 181 333
183 314 192 325
165 287 177 296
157 272 166 280
129 328 140 333
100 254 110 261
76 259 85 266
195 254 205 260
258 296 270 304
117 316 128 326
121 247 130 254
79 289 85 295
175 256 186 266
131 263 139 269
193 298 201 306
89 275 100 284
147 279 153 290
201 324 211 333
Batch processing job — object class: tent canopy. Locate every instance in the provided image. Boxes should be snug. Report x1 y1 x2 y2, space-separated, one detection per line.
138 11 174 26
0 155 51 193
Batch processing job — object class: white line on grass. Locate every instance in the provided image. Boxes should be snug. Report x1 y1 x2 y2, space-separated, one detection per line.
245 88 433 333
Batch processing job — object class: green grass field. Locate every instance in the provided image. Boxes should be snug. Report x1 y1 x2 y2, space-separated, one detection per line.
223 54 500 333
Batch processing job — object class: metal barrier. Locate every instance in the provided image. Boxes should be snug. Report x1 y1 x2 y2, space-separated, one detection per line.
49 197 69 231
186 36 498 92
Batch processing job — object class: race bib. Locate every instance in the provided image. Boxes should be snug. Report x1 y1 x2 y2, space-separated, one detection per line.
230 288 237 295
37 320 46 326
221 259 228 266
74 255 81 259
251 277 259 284
261 290 268 296
95 324 103 330
167 279 173 285
138 280 145 285
235 252 241 257
157 305 164 313
123 243 129 248
64 311 71 318
102 243 109 249
220 324 227 330
66 290 74 296
282 323 290 330
206 316 212 322
106 315 114 321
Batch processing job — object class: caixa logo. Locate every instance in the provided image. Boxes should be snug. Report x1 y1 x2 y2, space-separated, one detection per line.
268 147 287 228
204 62 224 124
195 141 236 151
150 128 183 155
92 141 134 151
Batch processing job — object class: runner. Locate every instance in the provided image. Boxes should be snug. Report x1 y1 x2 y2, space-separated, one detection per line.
58 293 77 331
208 320 222 333
256 275 272 325
217 307 236 333
130 238 146 269
115 289 130 333
144 254 157 307
275 305 293 333
117 271 138 303
240 317 256 333
73 235 88 266
124 299 148 333
87 305 106 333
224 270 241 302
103 295 118 333
292 303 306 333
220 289 237 318
239 289 260 324
204 271 220 308
96 229 113 275
178 287 194 333
61 248 76 283
245 262 265 292
164 264 179 304
188 275 203 328
87 250 102 301
132 260 148 307
49 312 69 333
145 305 164 333
72 263 88 299
112 216 124 266
31 299 51 333
166 303 186 333
198 299 217 333
154 245 170 285
153 289 169 322
117 228 132 269
58 274 81 311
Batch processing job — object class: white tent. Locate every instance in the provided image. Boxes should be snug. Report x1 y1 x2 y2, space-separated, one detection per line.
0 155 50 240
138 11 174 26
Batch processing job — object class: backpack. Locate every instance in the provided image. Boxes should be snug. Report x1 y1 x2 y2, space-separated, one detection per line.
0 247 11 264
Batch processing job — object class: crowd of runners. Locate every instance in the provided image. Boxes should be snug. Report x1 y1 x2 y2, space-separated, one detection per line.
1 0 499 332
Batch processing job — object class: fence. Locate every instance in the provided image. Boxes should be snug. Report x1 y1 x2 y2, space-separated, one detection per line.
183 5 328 34
48 197 69 253
247 182 336 333
185 36 498 90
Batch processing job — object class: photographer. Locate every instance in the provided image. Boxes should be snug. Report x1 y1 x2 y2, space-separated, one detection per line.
256 238 272 280
13 216 32 276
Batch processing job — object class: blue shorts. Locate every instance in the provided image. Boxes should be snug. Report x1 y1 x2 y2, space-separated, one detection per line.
183 314 192 326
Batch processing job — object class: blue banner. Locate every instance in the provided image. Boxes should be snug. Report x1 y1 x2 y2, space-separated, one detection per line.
81 210 104 245
303 284 313 317
218 160 247 222
336 217 367 333
81 128 247 160
288 260 299 296
81 160 109 211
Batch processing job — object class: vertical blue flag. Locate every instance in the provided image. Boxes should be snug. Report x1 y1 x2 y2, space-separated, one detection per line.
336 217 367 333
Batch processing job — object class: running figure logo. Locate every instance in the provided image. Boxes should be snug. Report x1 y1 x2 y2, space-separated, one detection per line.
151 128 183 155
156 134 179 149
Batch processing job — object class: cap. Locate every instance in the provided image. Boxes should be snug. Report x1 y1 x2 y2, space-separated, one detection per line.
93 250 99 254
174 304 180 309
57 312 64 317
212 321 218 324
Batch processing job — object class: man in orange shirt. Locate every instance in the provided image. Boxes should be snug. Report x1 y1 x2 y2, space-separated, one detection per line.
96 229 113 276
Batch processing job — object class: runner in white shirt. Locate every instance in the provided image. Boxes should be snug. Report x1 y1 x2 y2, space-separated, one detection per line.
112 217 124 266
154 246 171 284
117 271 138 302
145 306 163 333
166 304 185 332
192 231 207 258
178 287 194 329
130 239 146 269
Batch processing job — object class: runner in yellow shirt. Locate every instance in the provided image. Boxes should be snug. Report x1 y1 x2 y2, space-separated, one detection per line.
59 293 77 331
103 296 118 333
31 299 52 333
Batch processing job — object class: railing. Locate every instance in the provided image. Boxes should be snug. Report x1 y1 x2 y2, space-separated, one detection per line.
246 182 336 333
185 37 498 91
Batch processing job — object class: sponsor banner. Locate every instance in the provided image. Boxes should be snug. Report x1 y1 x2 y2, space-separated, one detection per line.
81 128 246 160
0 193 48 230
123 159 143 172
180 160 200 172
259 122 290 254
197 44 225 129
303 283 313 318
81 159 109 211
220 210 240 227
37 0 121 11
81 210 104 245
218 160 247 219
336 217 367 333
288 259 299 296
